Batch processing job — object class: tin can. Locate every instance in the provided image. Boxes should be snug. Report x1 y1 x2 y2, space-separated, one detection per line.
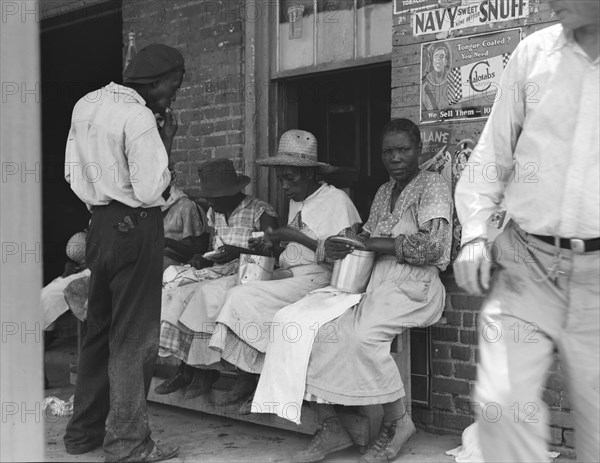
237 254 276 285
330 250 376 293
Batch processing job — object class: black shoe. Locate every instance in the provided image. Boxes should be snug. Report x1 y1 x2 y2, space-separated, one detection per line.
213 375 256 406
154 363 192 395
184 369 220 399
238 394 254 415
65 440 103 455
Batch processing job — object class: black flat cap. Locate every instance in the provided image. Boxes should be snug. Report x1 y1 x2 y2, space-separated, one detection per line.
123 44 185 84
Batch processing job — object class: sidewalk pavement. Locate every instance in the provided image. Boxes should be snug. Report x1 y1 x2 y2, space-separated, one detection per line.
44 384 460 463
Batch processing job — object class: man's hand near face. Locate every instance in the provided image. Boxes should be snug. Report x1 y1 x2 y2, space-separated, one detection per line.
158 108 178 154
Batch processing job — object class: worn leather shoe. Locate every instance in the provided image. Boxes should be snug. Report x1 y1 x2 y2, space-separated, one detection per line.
64 440 103 455
154 364 193 395
238 394 254 415
291 415 353 463
137 443 179 462
360 416 416 463
184 369 220 399
212 375 256 406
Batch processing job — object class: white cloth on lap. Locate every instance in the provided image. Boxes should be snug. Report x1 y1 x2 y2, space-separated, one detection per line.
251 286 362 424
42 269 91 330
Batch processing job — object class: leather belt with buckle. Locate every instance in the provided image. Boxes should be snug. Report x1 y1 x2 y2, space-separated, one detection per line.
531 234 600 253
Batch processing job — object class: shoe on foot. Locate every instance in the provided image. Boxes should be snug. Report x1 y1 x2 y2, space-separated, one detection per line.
138 443 179 462
291 415 354 463
154 364 193 395
64 440 103 455
213 375 256 406
184 369 220 399
238 394 254 415
360 416 416 463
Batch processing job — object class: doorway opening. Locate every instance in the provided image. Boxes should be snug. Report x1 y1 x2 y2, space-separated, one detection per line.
40 0 123 284
279 63 391 221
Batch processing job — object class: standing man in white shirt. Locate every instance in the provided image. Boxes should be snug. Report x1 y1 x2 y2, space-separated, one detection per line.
454 1 599 461
63 44 184 462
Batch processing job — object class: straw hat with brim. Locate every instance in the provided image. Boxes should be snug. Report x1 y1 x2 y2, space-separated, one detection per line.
195 158 251 198
256 129 337 174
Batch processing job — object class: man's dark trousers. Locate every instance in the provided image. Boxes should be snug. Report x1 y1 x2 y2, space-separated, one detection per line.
64 201 164 462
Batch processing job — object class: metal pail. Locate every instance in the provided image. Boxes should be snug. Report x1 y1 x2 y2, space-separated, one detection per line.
237 254 275 285
330 250 376 293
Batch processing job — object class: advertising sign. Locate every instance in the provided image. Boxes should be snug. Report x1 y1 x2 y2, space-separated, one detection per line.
412 0 528 35
419 125 453 173
420 28 520 122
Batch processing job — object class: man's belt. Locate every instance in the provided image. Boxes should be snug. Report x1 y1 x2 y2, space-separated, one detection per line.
530 234 600 253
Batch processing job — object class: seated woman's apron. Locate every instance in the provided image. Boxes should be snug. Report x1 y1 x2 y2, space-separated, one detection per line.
303 193 446 406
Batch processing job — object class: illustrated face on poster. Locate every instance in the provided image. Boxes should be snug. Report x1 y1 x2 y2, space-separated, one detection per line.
420 28 521 122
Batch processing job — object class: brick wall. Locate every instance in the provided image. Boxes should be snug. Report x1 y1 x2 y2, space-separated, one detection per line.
392 1 576 457
122 0 245 198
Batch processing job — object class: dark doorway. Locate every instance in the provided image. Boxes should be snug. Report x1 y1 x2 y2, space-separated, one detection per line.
40 0 122 284
280 63 391 221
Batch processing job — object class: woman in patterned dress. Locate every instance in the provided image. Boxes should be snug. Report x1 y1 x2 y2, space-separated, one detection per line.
286 119 454 463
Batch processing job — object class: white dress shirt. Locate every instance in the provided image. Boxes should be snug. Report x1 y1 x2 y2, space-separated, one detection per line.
65 82 171 208
455 24 600 243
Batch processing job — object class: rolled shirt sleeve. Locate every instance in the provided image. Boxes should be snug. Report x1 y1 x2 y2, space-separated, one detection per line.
454 38 527 244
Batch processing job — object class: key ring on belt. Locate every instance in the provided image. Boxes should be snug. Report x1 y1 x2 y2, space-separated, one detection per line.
533 236 565 283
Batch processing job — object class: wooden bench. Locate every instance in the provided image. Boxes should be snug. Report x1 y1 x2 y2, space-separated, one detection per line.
71 321 411 448
146 331 410 449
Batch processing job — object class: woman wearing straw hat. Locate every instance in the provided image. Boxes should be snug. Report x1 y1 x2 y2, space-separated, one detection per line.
154 158 279 397
206 129 361 405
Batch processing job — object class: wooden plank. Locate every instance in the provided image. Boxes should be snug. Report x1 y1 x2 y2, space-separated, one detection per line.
391 331 411 406
391 63 420 88
148 376 371 446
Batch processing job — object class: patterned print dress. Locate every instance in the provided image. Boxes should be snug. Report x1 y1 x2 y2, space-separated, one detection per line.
159 196 277 366
304 171 454 405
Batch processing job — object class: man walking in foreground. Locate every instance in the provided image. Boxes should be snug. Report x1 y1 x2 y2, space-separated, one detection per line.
64 44 185 462
454 1 599 461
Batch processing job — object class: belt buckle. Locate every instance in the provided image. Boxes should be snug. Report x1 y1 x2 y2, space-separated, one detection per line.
570 239 585 253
